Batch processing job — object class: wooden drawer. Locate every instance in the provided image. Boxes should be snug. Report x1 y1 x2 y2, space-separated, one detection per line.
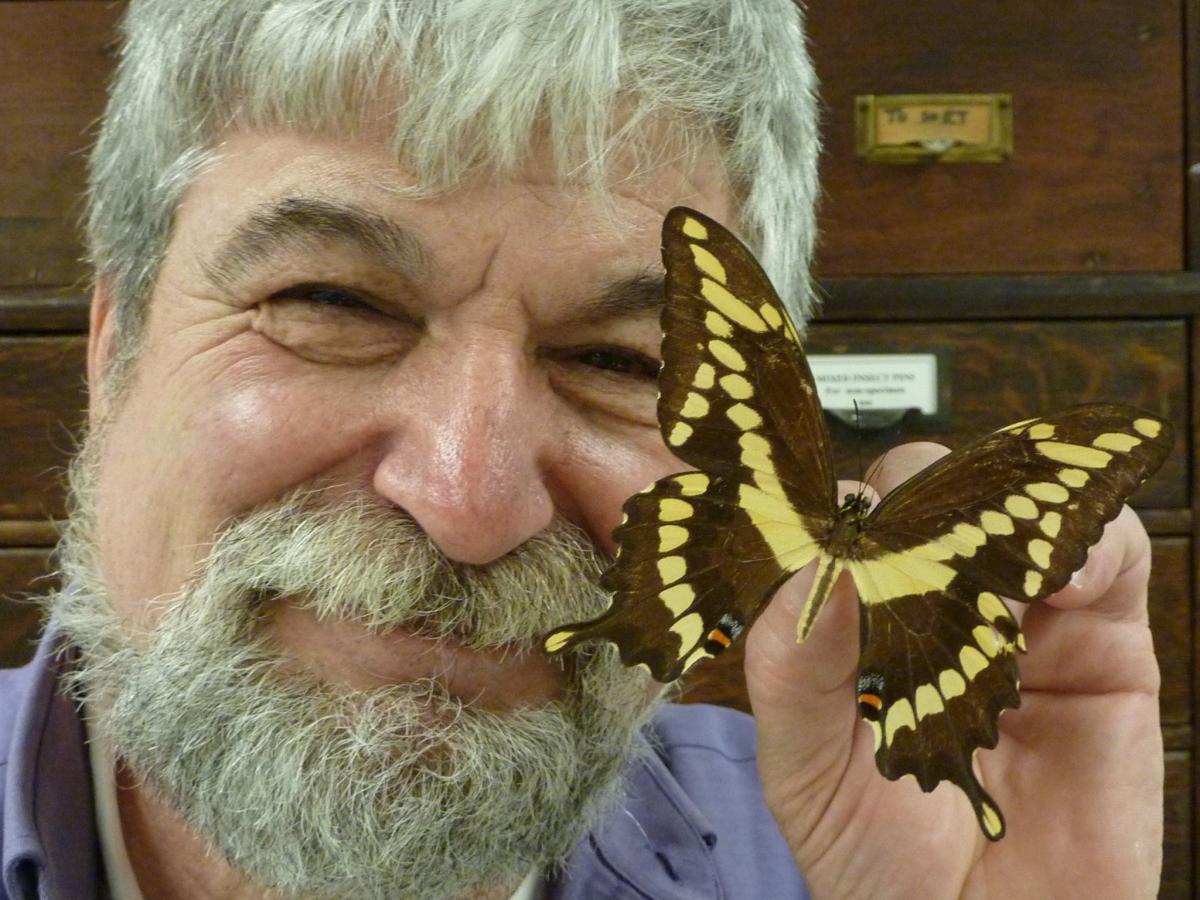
0 336 88 522
1151 539 1193 728
807 1 1184 276
803 318 1188 508
0 2 122 287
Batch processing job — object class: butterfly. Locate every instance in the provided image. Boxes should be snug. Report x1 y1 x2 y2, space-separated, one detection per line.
543 207 1175 840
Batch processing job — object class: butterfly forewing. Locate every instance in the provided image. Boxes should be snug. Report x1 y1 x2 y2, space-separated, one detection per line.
658 207 836 520
858 404 1172 604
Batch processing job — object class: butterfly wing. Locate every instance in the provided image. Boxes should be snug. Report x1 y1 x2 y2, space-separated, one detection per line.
543 207 836 681
846 404 1173 838
543 471 799 680
654 207 835 517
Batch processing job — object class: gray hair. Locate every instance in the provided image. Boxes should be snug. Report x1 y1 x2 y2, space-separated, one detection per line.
86 0 820 361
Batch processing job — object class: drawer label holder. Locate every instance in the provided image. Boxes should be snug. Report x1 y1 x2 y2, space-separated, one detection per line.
856 93 1013 163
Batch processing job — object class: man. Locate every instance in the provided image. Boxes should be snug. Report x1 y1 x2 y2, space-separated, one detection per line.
0 1 1162 898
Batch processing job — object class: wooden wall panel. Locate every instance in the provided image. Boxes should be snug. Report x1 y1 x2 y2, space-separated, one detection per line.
0 336 88 521
807 1 1184 276
0 1 122 287
0 548 52 668
1163 750 1191 899
1153 538 1193 728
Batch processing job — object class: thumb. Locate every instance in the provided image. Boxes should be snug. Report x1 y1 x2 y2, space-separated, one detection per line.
745 448 951 772
743 485 867 789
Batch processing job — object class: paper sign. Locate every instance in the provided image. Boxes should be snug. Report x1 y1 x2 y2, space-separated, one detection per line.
807 354 938 414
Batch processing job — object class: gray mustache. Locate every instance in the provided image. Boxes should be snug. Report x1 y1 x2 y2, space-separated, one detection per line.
204 489 613 649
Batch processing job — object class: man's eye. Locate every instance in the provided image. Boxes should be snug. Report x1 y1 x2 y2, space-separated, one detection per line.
577 347 660 378
252 283 417 366
274 284 371 310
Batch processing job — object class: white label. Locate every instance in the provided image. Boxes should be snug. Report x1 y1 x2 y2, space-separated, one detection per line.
807 354 938 413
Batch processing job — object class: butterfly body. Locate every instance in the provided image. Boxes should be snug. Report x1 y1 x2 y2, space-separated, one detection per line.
543 207 1173 842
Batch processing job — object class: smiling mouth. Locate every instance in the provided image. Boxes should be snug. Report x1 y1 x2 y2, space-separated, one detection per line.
260 594 568 709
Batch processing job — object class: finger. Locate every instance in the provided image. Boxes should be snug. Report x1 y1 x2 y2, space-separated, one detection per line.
748 571 862 780
1016 505 1156 695
1013 504 1158 699
746 547 858 704
1042 505 1152 621
865 441 949 496
745 481 865 772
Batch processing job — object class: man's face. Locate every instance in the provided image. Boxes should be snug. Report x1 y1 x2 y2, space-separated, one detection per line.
66 127 735 897
88 128 734 699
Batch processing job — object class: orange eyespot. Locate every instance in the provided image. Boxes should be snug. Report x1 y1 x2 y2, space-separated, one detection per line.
857 693 884 711
706 628 733 649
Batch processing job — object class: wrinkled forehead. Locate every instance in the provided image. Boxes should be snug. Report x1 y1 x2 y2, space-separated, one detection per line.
188 111 737 238
173 125 736 306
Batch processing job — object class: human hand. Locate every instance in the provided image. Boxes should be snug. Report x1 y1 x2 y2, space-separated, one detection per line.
748 442 1162 899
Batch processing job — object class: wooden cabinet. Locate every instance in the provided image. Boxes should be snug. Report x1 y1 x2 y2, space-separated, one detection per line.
0 1 1197 895
808 2 1200 889
0 2 120 287
689 3 1200 895
0 548 52 669
0 337 88 521
807 1 1185 275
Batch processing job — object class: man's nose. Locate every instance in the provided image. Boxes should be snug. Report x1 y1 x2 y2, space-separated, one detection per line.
371 334 556 565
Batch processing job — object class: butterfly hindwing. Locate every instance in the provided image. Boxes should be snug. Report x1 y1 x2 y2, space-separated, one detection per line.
853 575 1022 840
844 403 1171 839
543 470 817 681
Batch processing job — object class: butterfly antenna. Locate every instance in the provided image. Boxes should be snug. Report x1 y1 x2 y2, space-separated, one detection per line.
849 399 894 511
862 447 891 509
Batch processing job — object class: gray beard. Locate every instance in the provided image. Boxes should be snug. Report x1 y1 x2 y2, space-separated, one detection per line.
49 456 657 900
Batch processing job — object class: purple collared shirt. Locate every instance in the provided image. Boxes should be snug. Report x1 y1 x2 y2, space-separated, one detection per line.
2 627 807 899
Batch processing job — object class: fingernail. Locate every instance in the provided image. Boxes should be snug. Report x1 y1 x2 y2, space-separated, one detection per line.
1070 562 1088 588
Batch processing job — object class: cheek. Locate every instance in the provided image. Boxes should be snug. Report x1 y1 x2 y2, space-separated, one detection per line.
194 375 333 501
180 361 387 516
557 425 689 556
91 355 376 615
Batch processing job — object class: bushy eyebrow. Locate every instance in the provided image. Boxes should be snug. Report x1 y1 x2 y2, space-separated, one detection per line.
573 271 665 324
203 195 664 325
202 196 432 290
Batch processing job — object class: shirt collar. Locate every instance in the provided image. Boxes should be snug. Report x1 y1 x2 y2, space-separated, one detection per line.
2 625 101 900
549 732 722 899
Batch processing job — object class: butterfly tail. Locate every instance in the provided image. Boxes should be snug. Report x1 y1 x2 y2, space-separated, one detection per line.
961 772 1007 841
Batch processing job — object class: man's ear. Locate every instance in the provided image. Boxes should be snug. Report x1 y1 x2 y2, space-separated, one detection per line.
87 278 120 426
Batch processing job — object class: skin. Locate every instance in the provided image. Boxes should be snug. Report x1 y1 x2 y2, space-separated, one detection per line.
751 448 1163 898
86 129 1161 898
86 128 733 897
